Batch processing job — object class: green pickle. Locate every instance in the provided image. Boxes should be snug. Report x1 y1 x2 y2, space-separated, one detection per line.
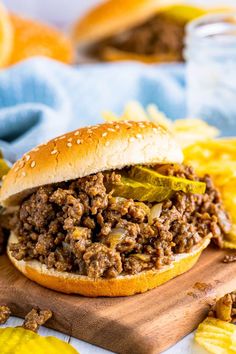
112 177 173 202
129 166 206 194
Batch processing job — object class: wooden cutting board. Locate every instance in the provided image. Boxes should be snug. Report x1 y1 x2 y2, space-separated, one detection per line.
1 246 236 354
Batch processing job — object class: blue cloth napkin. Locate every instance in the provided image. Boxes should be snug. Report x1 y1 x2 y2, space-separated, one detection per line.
0 57 186 158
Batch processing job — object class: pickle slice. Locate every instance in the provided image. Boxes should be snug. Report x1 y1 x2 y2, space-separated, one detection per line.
112 177 172 202
129 166 206 194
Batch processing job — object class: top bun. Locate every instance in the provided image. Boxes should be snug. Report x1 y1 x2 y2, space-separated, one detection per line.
0 121 183 206
72 0 180 46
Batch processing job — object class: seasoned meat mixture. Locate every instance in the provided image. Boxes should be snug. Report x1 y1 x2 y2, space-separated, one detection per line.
0 306 11 324
10 164 231 279
95 14 185 61
22 308 52 332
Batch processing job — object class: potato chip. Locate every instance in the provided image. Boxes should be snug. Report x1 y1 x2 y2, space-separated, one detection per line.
184 139 236 244
0 158 10 179
103 101 219 147
195 317 236 353
0 327 78 354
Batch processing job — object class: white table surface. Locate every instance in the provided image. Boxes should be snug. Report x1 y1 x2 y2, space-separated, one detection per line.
1 316 208 354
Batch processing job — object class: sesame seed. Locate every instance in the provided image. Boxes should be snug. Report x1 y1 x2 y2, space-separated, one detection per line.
129 137 135 142
115 125 120 129
19 161 24 168
153 127 158 133
136 134 142 139
108 128 115 132
74 131 79 136
102 132 107 137
76 139 81 145
25 154 30 161
22 171 26 177
67 137 72 142
2 175 6 180
67 143 72 148
31 161 36 168
51 149 58 155
105 141 110 146
33 147 39 152
59 135 65 140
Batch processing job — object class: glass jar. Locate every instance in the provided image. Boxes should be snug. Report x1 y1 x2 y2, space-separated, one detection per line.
185 13 236 136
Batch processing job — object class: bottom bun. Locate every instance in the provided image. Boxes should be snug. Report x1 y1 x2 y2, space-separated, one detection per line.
8 232 210 297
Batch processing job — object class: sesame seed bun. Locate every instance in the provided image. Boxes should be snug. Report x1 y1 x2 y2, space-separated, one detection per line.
8 14 74 66
7 232 210 296
72 0 180 46
0 121 183 207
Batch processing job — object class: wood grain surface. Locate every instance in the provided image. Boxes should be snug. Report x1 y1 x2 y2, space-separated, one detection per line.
1 246 236 354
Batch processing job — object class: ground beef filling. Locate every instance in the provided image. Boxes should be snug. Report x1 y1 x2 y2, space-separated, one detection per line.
0 306 11 324
95 14 185 61
10 164 231 279
22 309 52 332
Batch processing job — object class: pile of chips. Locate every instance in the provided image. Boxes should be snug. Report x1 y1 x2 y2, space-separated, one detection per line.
103 101 220 147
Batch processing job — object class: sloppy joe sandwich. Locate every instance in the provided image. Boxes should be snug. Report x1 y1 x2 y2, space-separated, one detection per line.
0 121 231 296
73 0 232 63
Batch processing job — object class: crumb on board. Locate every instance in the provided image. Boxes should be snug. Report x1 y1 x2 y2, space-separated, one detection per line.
0 306 11 324
22 308 52 333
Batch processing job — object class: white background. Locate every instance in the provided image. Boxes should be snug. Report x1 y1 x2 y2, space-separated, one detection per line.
3 0 236 30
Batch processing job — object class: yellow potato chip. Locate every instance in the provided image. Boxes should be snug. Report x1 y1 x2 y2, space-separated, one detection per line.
0 327 78 354
103 101 219 147
184 139 236 244
195 317 236 354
